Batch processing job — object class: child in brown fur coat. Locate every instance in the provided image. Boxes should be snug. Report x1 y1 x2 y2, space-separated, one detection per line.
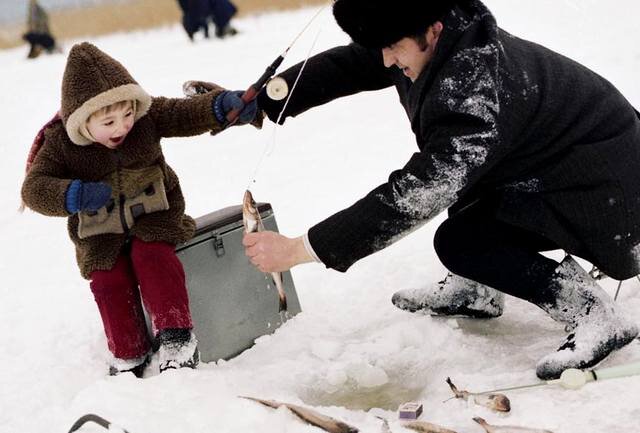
21 42 258 376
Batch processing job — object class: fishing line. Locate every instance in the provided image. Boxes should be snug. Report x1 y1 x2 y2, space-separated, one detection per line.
271 27 324 151
286 3 329 55
246 10 329 190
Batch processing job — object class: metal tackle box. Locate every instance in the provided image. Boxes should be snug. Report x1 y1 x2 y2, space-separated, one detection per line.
175 202 301 362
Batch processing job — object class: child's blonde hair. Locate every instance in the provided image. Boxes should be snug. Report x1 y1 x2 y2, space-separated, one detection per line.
89 99 136 120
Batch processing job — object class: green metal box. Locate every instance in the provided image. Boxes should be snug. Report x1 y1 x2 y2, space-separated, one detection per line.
175 203 301 362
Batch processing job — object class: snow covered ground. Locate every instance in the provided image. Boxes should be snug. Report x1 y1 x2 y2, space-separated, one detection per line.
1 1 639 432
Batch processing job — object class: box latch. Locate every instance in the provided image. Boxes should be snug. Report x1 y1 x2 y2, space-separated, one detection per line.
213 235 225 257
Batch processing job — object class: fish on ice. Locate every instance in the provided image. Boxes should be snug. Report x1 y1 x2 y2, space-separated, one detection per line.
473 417 554 433
446 377 511 412
241 396 359 433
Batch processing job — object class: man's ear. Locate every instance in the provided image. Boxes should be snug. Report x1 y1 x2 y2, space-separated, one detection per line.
428 21 444 45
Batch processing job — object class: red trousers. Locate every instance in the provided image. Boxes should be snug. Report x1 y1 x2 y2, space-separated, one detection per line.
90 238 193 359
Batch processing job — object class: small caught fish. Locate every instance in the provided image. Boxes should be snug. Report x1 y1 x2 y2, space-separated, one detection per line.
473 417 554 433
403 420 459 433
446 377 511 412
242 190 287 312
241 396 359 433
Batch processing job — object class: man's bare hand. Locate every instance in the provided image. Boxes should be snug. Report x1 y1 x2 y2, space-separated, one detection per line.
242 231 313 273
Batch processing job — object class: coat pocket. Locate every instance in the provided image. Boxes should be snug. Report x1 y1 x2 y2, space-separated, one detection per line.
77 197 123 239
120 165 170 228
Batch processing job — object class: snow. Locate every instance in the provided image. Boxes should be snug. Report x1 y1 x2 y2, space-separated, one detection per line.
1 1 640 433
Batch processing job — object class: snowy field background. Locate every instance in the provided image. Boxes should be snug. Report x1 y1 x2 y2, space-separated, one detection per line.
1 1 640 432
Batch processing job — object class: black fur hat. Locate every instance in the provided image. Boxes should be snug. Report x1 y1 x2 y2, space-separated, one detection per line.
333 0 463 49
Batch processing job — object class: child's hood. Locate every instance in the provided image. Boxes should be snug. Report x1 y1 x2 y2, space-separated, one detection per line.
61 42 152 145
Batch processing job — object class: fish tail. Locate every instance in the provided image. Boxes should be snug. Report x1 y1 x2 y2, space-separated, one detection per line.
279 291 288 312
271 272 288 312
472 417 490 432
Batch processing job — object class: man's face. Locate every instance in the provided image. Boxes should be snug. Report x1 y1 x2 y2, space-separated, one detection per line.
381 22 442 82
87 101 135 149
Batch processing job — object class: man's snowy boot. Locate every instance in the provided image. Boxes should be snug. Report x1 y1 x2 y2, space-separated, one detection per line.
157 328 200 372
391 273 505 318
535 256 639 380
109 353 150 378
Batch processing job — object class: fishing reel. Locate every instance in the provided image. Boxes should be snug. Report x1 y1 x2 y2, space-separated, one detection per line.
266 76 289 101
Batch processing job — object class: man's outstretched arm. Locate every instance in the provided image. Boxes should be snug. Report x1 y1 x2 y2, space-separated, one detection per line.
258 43 392 124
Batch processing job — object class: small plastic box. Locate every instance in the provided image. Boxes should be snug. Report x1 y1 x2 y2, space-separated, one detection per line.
398 402 423 420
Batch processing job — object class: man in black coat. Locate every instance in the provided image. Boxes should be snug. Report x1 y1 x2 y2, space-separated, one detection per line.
243 0 639 379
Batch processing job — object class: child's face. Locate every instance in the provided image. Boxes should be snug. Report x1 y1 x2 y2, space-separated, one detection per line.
87 101 135 149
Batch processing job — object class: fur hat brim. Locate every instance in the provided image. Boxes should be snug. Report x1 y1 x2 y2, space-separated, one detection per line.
333 0 460 49
66 83 151 145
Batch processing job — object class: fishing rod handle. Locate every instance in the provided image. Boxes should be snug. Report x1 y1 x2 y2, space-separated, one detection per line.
253 55 285 90
224 53 287 124
592 361 640 380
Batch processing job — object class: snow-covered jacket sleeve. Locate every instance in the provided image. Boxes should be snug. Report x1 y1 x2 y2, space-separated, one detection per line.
308 44 507 272
21 128 74 217
258 43 393 123
147 92 225 138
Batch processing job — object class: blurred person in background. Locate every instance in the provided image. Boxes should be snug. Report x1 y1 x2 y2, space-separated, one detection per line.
208 0 238 38
22 0 60 59
177 0 210 41
176 0 237 41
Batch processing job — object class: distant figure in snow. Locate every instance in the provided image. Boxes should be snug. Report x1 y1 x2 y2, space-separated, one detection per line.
208 0 238 38
20 42 258 377
245 0 640 380
177 0 209 41
22 0 60 59
176 0 237 41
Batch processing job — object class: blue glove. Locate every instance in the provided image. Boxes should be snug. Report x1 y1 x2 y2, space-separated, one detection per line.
65 180 112 213
213 90 258 125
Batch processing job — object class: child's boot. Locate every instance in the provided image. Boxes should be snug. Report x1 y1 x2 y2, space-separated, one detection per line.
157 328 199 372
108 353 150 378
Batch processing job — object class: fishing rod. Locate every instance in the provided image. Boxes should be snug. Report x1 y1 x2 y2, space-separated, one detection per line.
225 3 330 125
477 361 640 394
246 26 325 189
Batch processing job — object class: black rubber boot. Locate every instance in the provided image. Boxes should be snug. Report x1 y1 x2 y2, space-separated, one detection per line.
392 273 505 318
535 256 638 379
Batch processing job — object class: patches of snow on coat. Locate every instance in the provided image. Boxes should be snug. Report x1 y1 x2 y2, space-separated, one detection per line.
389 172 450 220
521 71 540 99
443 45 500 116
506 178 542 193
632 242 640 269
374 42 500 252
